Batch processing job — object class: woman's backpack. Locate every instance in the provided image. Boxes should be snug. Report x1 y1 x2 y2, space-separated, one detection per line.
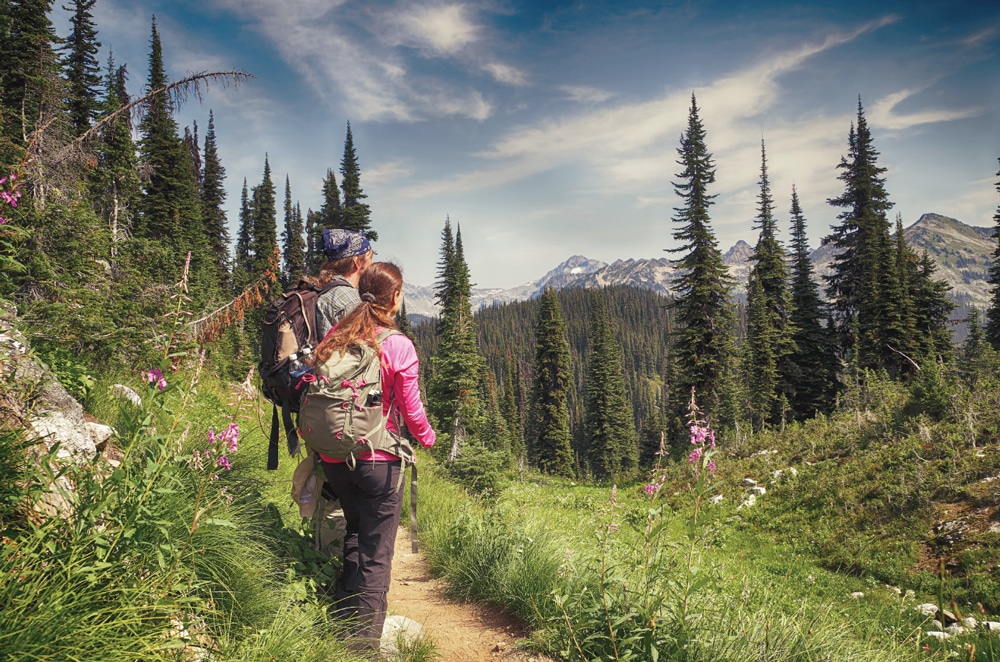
298 329 415 469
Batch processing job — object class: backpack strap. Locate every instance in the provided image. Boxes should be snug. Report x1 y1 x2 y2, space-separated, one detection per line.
409 463 418 553
268 404 280 471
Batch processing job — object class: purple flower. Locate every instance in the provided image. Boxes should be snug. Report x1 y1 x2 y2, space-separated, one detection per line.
146 368 167 391
689 448 702 464
644 483 658 496
223 423 239 453
708 460 716 473
216 455 231 471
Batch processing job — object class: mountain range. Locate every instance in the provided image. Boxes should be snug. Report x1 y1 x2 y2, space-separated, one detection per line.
401 213 996 318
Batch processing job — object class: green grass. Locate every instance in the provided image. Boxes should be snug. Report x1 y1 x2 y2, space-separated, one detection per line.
413 370 1000 660
0 366 360 662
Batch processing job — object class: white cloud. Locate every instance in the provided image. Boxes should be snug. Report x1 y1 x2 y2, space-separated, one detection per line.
559 85 614 104
203 0 493 122
385 3 480 57
483 61 528 86
365 159 416 185
869 88 982 131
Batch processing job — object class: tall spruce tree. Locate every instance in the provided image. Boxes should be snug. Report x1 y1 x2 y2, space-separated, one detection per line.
501 353 525 466
233 178 253 289
305 208 320 271
427 221 484 460
584 291 638 482
824 98 898 375
281 175 306 287
745 140 796 428
786 186 837 419
339 122 375 239
985 157 1000 349
667 94 734 432
182 121 201 189
136 18 214 302
528 287 574 477
250 155 277 276
200 110 230 286
61 0 101 137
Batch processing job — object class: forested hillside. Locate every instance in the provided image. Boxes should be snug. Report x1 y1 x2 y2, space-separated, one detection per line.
415 285 674 473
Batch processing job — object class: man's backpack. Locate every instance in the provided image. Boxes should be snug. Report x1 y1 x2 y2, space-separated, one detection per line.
298 329 415 470
258 279 350 470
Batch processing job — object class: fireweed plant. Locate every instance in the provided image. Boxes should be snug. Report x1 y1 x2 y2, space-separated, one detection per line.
553 388 721 661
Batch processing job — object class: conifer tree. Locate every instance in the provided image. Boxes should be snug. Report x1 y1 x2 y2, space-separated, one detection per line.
501 353 525 466
281 175 306 287
395 298 415 340
528 287 574 477
305 208 320 271
745 140 796 428
339 121 376 239
985 157 1000 349
427 221 484 460
200 110 230 285
233 178 253 289
318 168 341 229
824 98 897 375
0 0 61 154
136 18 214 302
911 251 954 362
183 121 202 190
584 291 638 481
667 94 734 430
250 155 277 276
786 186 837 419
61 0 101 137
92 54 140 260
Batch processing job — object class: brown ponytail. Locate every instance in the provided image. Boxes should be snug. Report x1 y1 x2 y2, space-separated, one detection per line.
312 262 402 364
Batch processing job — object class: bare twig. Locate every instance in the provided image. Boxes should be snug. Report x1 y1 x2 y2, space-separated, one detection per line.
886 344 921 372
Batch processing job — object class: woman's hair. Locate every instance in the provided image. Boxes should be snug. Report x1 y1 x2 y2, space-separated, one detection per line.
312 262 402 364
306 255 363 287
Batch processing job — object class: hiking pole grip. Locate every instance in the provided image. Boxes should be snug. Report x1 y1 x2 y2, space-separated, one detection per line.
410 464 418 554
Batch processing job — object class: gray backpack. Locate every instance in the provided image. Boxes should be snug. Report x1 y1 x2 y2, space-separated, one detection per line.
298 329 415 469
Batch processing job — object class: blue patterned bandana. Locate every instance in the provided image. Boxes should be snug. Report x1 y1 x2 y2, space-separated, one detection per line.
322 229 371 259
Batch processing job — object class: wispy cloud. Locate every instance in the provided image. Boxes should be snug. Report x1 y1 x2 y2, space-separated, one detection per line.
207 0 493 122
383 3 480 57
869 88 983 131
483 61 528 86
559 85 614 104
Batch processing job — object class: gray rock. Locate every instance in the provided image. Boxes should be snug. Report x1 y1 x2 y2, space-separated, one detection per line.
110 384 143 407
915 603 939 617
381 615 423 656
926 631 950 641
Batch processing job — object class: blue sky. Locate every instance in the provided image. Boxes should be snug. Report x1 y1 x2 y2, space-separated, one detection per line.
55 0 1000 288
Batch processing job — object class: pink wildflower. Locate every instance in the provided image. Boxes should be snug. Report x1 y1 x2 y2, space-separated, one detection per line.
216 455 231 471
689 448 702 464
644 483 658 496
708 460 716 473
146 368 167 390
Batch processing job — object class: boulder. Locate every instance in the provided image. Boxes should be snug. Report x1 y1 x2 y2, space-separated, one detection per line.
915 603 939 617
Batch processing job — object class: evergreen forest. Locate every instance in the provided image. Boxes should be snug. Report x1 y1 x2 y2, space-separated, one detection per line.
4 2 1000 660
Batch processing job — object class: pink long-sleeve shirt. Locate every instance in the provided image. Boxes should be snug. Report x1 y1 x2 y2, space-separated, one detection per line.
319 329 435 463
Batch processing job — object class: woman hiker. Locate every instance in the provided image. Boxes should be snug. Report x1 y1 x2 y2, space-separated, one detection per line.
309 261 435 651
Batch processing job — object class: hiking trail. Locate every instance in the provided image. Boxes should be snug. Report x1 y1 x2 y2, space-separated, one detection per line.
387 530 554 661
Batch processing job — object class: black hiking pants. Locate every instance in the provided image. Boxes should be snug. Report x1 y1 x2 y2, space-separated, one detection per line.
320 459 402 650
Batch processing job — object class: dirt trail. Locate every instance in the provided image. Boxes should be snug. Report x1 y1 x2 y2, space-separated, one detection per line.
387 530 551 661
